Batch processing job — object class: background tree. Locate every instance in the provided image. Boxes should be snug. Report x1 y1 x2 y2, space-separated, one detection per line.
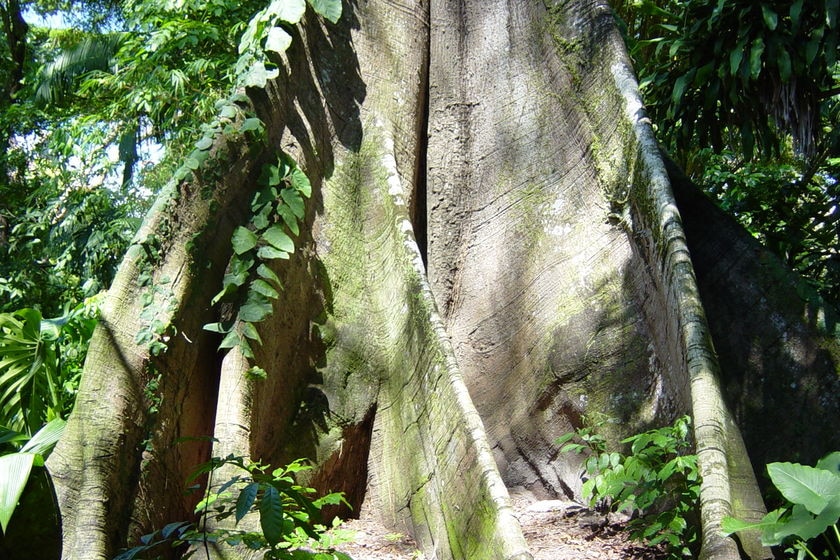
614 0 840 306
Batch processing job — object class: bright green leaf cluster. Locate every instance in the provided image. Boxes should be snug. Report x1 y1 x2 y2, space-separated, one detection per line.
723 452 840 559
115 455 353 560
235 0 342 88
204 153 312 361
0 419 65 536
558 415 700 558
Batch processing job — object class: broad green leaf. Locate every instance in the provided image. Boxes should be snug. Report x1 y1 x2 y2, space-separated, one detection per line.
766 502 840 545
277 205 299 235
307 0 342 23
185 148 210 170
269 0 306 24
262 225 295 253
265 27 292 54
729 43 745 76
671 72 691 107
259 163 282 187
195 136 214 150
790 0 803 28
257 246 290 260
241 60 278 89
289 167 312 197
768 461 840 514
219 330 240 350
236 482 259 523
259 484 284 545
231 227 258 255
203 322 232 334
749 38 764 79
246 366 268 380
239 118 264 134
829 0 839 28
721 508 785 536
0 452 35 532
281 188 305 220
816 451 840 474
241 321 263 344
219 104 237 119
257 264 282 287
238 294 273 323
250 279 279 300
21 418 64 456
777 49 792 82
760 4 778 30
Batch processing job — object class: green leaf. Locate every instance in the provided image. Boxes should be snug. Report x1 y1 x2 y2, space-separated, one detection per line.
251 279 280 300
185 148 210 170
259 484 284 545
0 452 35 532
236 482 259 523
246 366 268 380
241 321 262 344
195 136 214 151
239 118 264 134
289 167 312 197
760 4 778 30
238 294 273 323
307 0 342 23
768 461 840 514
265 27 292 54
277 205 299 235
749 38 764 79
21 418 64 456
281 188 305 220
259 164 282 187
270 0 306 24
729 43 745 76
219 330 240 350
219 104 237 119
721 508 785 537
257 264 282 287
231 227 259 255
203 322 232 334
257 246 290 260
816 451 840 474
777 49 792 82
262 225 295 254
790 0 803 28
768 502 840 544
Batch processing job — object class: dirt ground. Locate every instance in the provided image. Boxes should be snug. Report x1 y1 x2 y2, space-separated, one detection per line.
328 487 668 560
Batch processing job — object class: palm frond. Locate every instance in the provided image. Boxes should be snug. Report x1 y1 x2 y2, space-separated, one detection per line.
34 33 123 106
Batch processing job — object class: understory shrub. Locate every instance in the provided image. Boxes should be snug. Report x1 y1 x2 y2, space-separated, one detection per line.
115 454 353 560
557 414 700 558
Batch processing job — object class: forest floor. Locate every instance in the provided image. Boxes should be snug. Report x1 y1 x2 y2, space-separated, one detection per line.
328 487 669 560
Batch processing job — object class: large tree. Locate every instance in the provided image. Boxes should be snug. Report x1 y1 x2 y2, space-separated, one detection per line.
44 1 839 559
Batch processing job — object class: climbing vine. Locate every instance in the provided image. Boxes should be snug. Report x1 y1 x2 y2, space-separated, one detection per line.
136 0 339 362
204 153 312 371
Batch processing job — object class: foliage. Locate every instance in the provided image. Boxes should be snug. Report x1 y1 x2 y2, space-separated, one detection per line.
557 415 700 558
613 0 840 307
696 149 840 303
723 452 840 560
203 153 312 364
0 418 64 535
615 0 838 160
114 455 353 560
0 175 141 314
0 297 99 434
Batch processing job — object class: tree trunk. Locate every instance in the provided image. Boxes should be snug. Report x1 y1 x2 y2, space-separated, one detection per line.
46 1 831 559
